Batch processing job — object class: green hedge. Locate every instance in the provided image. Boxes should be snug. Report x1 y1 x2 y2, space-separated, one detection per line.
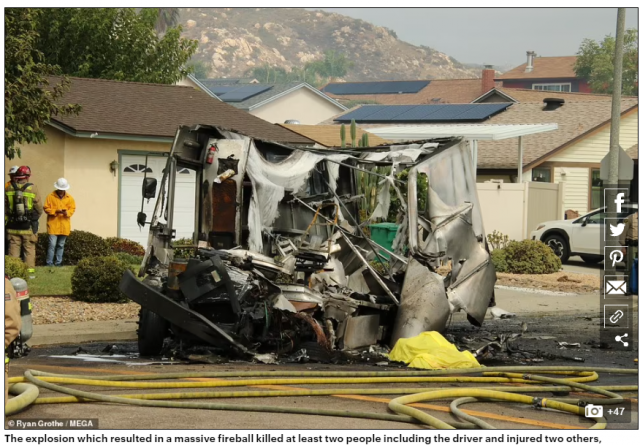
5 256 28 279
36 230 111 266
71 256 132 303
36 231 147 266
106 237 145 257
491 240 561 275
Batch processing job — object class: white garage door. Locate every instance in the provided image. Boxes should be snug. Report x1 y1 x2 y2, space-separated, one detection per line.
119 154 196 247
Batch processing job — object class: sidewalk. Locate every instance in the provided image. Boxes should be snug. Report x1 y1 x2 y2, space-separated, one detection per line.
29 319 137 347
28 288 638 346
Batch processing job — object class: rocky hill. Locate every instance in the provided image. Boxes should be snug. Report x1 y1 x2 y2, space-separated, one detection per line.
179 8 481 81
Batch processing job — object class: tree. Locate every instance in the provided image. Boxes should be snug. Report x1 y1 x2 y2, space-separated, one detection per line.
155 8 180 34
186 60 210 80
246 51 354 87
575 29 638 96
307 50 354 81
5 8 81 160
34 8 198 84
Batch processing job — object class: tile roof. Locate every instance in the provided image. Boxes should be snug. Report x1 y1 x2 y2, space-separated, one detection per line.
49 77 313 145
627 144 638 161
476 87 618 103
278 124 392 148
498 56 578 80
477 98 638 169
323 79 503 105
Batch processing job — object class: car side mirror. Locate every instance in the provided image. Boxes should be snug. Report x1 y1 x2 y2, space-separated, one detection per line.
137 212 147 228
581 219 588 227
143 177 157 199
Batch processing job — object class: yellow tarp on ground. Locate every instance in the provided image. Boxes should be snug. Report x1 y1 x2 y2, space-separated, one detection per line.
389 331 481 370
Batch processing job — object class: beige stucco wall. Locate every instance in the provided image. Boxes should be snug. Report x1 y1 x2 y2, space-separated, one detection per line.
5 128 171 237
249 87 345 125
63 138 170 237
5 127 66 232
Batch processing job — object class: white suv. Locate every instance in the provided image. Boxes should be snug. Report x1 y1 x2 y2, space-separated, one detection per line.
530 204 638 264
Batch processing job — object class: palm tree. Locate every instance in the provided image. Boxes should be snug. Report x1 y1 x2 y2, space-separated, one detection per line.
155 8 180 34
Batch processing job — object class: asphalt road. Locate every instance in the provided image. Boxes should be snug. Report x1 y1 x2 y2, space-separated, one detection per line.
7 310 638 431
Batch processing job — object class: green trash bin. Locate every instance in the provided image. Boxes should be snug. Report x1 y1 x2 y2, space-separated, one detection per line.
369 223 399 259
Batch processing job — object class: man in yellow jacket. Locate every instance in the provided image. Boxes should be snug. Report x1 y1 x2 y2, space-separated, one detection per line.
43 178 76 267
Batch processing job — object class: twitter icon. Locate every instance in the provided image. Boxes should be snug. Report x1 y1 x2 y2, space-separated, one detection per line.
610 223 625 237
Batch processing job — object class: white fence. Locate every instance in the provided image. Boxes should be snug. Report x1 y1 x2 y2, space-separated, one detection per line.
476 181 565 241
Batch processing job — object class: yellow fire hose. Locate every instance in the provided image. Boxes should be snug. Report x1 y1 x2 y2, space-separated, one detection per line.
6 366 637 430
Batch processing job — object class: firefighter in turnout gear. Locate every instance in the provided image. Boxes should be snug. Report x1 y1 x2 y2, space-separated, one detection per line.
5 277 22 407
5 166 43 268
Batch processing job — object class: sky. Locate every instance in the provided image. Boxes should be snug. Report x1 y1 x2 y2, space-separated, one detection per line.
313 8 638 68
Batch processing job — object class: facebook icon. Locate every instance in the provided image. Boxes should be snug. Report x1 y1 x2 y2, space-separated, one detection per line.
615 192 626 213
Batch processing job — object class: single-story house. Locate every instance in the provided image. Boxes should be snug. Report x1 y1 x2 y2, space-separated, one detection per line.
6 77 313 244
472 98 638 215
195 80 347 125
276 124 391 148
323 95 638 215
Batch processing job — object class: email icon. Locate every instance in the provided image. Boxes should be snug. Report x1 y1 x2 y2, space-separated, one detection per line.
605 276 628 295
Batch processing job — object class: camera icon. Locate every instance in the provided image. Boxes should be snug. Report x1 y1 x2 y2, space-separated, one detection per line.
585 404 603 418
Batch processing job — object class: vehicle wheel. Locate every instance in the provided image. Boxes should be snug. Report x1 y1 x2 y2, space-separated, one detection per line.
544 234 570 264
137 308 169 357
580 255 603 265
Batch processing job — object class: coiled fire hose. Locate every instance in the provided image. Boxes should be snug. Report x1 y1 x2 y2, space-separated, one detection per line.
6 366 637 429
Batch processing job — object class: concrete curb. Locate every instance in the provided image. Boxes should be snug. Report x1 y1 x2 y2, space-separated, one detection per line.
29 319 137 347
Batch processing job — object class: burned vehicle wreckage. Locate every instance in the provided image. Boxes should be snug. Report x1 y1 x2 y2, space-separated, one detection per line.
119 124 499 359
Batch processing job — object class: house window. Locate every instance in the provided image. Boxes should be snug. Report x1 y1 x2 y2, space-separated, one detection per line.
123 164 153 173
532 83 572 92
590 169 603 210
532 167 551 182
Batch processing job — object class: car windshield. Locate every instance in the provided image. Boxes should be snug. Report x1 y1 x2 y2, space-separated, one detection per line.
576 206 637 224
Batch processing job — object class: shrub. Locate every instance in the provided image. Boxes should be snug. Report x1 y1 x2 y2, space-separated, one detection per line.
5 256 28 279
487 230 512 251
36 230 111 266
172 237 196 259
501 240 562 275
114 252 144 265
71 256 132 303
491 249 508 273
106 237 145 257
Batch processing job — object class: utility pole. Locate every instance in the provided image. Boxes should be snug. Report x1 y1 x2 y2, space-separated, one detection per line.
608 7 625 187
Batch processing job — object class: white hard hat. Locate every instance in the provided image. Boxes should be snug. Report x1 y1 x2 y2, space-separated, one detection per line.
9 166 19 175
54 178 70 191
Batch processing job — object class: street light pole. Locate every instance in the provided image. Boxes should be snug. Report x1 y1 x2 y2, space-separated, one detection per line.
607 7 625 188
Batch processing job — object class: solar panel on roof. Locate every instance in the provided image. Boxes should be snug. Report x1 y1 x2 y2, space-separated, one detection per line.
323 81 430 95
334 105 388 121
453 103 510 120
216 85 272 102
365 105 418 121
208 86 239 95
334 103 511 123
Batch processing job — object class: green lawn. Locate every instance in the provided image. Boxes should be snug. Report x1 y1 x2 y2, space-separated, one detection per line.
29 266 75 296
29 265 141 296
